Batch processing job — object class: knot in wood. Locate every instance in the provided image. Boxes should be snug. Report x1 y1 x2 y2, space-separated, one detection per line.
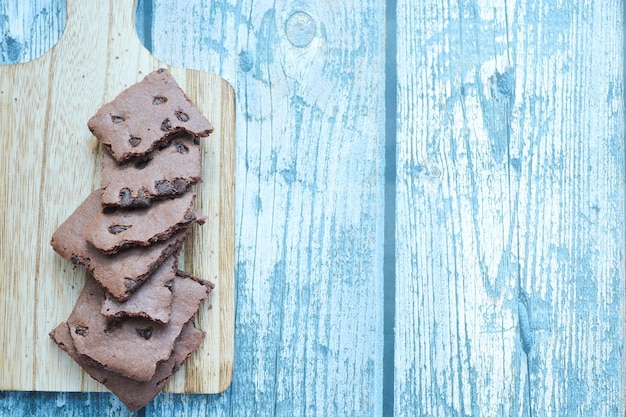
285 12 315 47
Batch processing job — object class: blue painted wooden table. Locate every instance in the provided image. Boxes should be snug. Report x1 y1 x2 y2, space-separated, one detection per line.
0 0 624 415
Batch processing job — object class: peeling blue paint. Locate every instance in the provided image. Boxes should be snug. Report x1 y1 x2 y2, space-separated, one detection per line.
0 392 129 416
494 70 514 98
509 157 521 174
253 9 276 81
239 50 253 72
1 35 23 63
517 291 534 355
479 68 515 165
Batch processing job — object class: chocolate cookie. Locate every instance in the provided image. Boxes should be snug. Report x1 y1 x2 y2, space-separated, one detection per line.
84 192 200 255
88 69 213 163
50 320 204 411
101 253 178 324
67 274 211 381
51 189 201 301
100 132 202 208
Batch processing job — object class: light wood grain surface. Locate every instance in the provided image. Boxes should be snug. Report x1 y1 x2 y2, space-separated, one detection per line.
0 0 234 396
1 0 624 416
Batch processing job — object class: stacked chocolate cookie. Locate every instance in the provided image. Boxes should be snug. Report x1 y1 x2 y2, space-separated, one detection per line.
49 69 214 411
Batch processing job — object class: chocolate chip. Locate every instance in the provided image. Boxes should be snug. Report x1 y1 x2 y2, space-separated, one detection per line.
111 115 125 124
134 187 151 207
154 178 190 196
134 158 152 170
75 325 89 336
125 278 138 291
172 178 189 193
157 68 167 73
135 327 153 340
104 319 122 333
153 96 168 105
119 188 131 204
175 110 189 122
108 224 132 234
102 206 117 214
155 180 173 195
193 136 200 145
174 142 189 154
129 136 142 147
161 118 172 131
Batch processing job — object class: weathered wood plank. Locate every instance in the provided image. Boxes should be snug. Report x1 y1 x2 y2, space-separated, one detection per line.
0 392 133 417
395 0 624 415
395 2 523 414
145 0 386 415
511 2 624 414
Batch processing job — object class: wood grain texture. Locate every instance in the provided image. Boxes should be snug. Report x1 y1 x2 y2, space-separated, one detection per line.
0 0 234 396
144 0 386 416
395 0 624 416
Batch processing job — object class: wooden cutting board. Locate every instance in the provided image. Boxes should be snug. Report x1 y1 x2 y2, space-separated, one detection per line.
0 0 234 394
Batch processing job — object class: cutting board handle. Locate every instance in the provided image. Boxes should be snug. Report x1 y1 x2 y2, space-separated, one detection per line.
62 0 144 57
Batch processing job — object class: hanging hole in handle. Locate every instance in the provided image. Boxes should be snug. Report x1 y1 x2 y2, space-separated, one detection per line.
0 0 66 65
135 0 154 53
0 0 156 65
